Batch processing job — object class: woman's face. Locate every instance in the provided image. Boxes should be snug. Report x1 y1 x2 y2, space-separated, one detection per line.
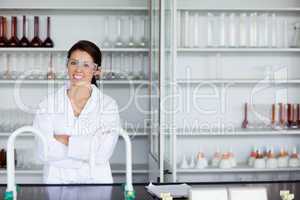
67 50 98 86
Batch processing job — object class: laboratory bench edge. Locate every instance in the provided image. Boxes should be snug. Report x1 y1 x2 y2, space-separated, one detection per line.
1 180 300 200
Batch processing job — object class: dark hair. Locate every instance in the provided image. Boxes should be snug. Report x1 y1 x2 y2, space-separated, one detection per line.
67 40 102 87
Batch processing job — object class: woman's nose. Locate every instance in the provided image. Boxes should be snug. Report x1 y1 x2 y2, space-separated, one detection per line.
75 66 83 72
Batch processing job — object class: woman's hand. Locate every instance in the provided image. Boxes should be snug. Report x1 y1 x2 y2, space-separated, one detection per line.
54 135 70 146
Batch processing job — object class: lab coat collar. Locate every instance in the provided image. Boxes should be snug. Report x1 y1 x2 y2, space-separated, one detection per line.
38 81 103 117
64 82 103 117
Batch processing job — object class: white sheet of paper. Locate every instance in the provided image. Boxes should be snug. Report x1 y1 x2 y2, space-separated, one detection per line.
228 187 268 200
146 183 191 198
189 187 228 200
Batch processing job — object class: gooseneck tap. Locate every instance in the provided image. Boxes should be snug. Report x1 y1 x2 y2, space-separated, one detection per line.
5 126 48 200
89 128 135 199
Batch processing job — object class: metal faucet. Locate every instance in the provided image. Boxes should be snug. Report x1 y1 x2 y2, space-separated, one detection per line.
90 128 135 200
5 126 135 200
5 126 48 200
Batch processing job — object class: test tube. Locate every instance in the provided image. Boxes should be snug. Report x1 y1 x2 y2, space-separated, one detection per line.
183 11 189 48
219 13 226 47
239 13 248 47
271 13 277 48
228 13 237 47
249 13 258 47
207 13 214 47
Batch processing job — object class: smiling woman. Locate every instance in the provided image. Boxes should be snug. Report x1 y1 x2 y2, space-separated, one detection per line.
67 40 102 87
33 40 121 184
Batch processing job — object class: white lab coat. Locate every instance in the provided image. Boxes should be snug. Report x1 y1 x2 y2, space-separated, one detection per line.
33 83 120 184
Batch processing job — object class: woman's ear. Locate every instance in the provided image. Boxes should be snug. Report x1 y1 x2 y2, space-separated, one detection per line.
94 68 101 76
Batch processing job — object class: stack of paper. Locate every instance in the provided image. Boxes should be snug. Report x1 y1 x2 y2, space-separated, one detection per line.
146 183 191 198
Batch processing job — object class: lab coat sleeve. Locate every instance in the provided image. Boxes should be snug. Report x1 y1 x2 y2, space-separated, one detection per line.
67 101 120 164
33 110 83 169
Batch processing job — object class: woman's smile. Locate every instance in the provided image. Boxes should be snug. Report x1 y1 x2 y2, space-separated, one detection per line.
73 73 84 81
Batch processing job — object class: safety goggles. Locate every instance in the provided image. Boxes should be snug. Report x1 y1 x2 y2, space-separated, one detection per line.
67 58 98 70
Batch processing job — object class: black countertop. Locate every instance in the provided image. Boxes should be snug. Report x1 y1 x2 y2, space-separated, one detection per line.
1 181 300 200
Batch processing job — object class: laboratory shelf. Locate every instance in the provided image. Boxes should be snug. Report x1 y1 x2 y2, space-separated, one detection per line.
176 79 300 84
177 163 300 173
0 130 149 138
0 80 149 85
176 8 300 12
0 48 149 52
0 163 149 175
175 128 300 136
0 7 148 11
177 48 300 53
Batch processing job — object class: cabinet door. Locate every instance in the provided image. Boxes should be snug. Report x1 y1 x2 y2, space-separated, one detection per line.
161 0 176 183
149 0 161 182
149 0 175 183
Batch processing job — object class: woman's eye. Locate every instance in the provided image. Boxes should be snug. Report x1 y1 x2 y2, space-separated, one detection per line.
70 61 77 65
84 64 90 68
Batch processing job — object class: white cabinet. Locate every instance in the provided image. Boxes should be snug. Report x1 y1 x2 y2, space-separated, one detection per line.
156 0 300 182
0 0 151 183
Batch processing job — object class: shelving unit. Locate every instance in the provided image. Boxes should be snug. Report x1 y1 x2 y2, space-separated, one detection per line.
177 164 300 173
0 163 149 175
176 79 300 84
0 164 149 184
177 48 300 53
176 8 300 12
0 7 148 11
0 0 151 184
0 129 149 137
0 48 149 52
176 128 300 136
0 80 149 85
151 0 300 183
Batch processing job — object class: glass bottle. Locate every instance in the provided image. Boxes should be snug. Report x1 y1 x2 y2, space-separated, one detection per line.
0 16 8 47
115 16 124 47
287 103 292 128
42 16 54 47
239 13 248 47
271 104 275 128
0 148 4 168
47 53 55 80
19 16 30 47
102 15 111 48
8 16 19 47
242 103 248 128
297 104 300 127
30 16 42 47
219 13 226 47
3 53 11 79
139 16 148 47
127 15 135 47
279 103 287 129
290 22 300 48
291 104 298 128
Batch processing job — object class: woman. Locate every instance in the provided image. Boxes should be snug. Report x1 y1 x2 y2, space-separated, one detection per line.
33 40 120 183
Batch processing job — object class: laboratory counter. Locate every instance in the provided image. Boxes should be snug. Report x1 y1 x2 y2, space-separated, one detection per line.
1 181 300 200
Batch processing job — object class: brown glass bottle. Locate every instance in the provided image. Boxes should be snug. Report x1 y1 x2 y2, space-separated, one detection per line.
287 103 292 127
8 16 19 47
241 103 248 128
297 104 300 127
271 104 275 127
19 16 30 47
0 16 8 47
42 16 54 48
30 16 42 47
0 148 6 168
